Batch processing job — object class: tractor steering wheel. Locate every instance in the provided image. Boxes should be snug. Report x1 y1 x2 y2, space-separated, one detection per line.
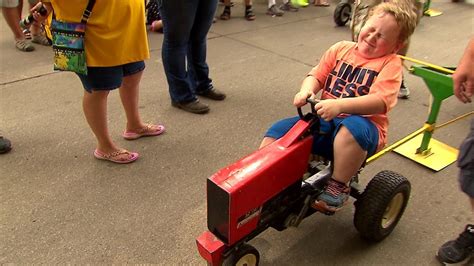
297 98 318 119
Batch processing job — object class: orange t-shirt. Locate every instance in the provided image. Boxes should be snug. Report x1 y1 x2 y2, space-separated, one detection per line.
308 41 402 151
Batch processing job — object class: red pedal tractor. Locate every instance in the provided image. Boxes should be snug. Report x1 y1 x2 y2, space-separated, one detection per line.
196 100 411 266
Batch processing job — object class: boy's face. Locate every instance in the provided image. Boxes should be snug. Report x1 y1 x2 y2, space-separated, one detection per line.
357 12 403 59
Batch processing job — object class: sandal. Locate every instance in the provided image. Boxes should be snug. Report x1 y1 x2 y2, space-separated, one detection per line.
93 149 139 164
245 6 256 21
122 123 166 140
220 6 231 20
15 39 35 52
22 29 32 40
32 34 51 46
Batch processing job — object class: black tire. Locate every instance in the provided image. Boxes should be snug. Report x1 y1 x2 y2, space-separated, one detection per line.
354 170 411 242
334 3 352 26
224 244 260 266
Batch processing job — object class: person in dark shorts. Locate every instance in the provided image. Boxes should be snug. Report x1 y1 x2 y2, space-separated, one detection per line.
436 37 474 265
35 0 165 164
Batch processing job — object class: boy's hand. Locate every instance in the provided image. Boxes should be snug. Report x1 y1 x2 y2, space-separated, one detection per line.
315 99 342 121
293 90 312 107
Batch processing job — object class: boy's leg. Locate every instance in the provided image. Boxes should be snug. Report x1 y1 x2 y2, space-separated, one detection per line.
312 116 378 213
312 126 367 212
261 116 300 147
332 126 368 184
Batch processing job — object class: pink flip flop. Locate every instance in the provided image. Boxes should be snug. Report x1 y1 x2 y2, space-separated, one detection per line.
122 123 165 140
93 149 139 164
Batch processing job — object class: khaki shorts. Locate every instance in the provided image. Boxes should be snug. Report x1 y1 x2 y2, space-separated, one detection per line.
459 119 474 198
0 0 38 8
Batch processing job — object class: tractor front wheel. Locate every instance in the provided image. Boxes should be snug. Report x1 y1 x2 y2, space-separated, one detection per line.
224 244 260 266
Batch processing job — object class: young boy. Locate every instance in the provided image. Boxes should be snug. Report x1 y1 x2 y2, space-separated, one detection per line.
260 2 418 213
351 0 423 99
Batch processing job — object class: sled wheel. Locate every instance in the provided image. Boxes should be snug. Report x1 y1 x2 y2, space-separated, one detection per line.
354 170 410 242
334 3 352 26
224 244 260 266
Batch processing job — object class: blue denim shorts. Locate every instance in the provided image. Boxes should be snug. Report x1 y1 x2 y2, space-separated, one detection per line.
77 61 145 93
265 115 379 160
458 119 474 198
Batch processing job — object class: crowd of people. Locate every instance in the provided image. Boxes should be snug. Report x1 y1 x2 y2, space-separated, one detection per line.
1 0 472 264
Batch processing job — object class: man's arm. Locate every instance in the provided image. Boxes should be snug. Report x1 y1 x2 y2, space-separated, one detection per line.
453 37 474 103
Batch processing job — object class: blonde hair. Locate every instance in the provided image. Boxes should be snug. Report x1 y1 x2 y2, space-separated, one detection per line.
369 2 418 43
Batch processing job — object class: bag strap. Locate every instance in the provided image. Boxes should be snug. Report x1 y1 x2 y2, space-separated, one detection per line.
81 0 96 24
52 0 96 24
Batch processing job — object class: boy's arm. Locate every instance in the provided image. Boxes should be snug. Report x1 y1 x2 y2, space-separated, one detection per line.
316 54 402 121
315 95 385 121
293 42 345 107
293 75 323 107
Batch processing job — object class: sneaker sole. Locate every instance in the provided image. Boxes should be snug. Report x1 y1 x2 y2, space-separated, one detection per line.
436 251 473 265
171 102 210 114
311 199 349 214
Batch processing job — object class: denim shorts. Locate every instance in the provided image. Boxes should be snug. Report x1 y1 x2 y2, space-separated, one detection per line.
458 119 474 198
265 115 379 160
77 61 145 93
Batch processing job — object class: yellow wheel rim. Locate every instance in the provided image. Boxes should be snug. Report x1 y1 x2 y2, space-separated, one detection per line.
381 192 404 229
236 254 258 266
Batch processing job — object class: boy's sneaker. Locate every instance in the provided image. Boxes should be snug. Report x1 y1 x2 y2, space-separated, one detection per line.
280 2 299 11
312 178 350 213
398 79 410 99
267 4 284 16
437 224 474 264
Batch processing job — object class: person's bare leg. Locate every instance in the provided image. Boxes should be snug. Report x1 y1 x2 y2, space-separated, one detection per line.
119 71 144 132
220 0 231 19
470 197 474 212
82 90 120 154
259 137 276 149
2 7 24 40
28 1 42 35
332 126 367 184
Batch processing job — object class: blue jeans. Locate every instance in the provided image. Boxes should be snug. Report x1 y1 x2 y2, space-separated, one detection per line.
158 0 217 103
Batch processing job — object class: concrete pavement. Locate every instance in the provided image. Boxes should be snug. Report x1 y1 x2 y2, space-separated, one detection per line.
1 1 473 264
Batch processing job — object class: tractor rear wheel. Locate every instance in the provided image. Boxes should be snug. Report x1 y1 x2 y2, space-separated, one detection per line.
354 170 411 242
